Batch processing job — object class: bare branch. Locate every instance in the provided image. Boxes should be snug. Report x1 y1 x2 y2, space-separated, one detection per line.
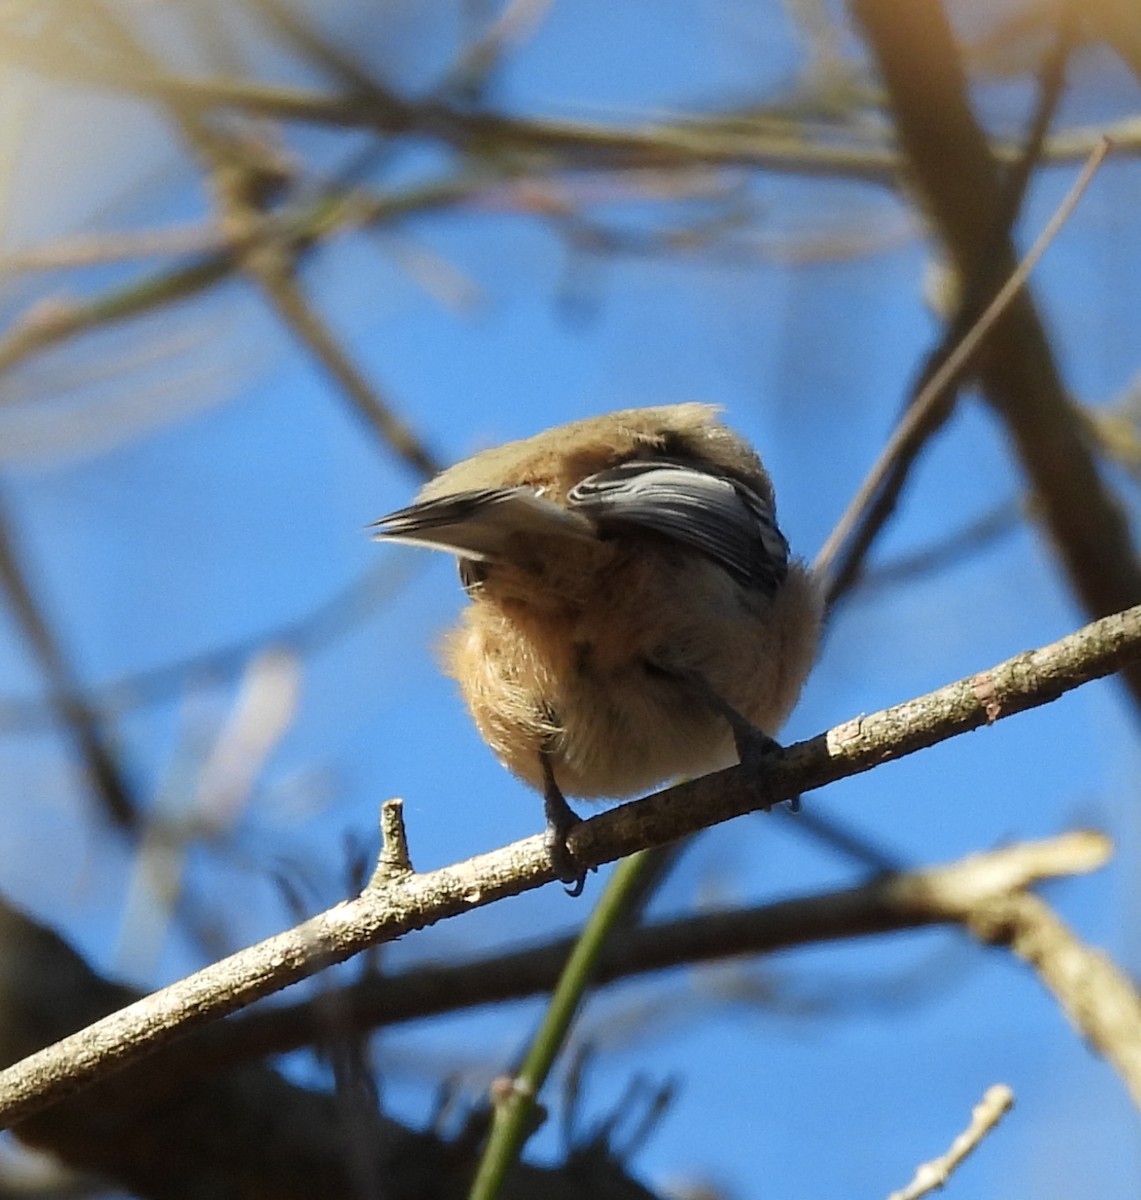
887 1084 1015 1200
0 223 224 271
851 0 1141 711
817 130 1106 597
248 250 442 477
2 28 1137 182
0 501 137 829
179 832 1112 1066
818 9 1079 603
0 603 1139 1130
966 893 1141 1111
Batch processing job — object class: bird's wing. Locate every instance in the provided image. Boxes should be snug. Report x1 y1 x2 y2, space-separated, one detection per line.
371 487 596 561
567 460 788 592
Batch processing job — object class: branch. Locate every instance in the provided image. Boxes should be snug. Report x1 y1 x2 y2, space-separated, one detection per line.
887 1084 1015 1200
3 30 1137 181
1 603 1139 1129
965 891 1141 1110
0 501 137 829
851 0 1141 711
167 832 1112 1069
0 176 490 381
0 901 660 1200
246 249 442 477
81 3 443 482
818 9 1079 603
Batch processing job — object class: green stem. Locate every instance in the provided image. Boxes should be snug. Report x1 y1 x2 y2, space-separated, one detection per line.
467 849 655 1200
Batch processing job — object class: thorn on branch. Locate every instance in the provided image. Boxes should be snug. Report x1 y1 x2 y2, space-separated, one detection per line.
368 798 414 887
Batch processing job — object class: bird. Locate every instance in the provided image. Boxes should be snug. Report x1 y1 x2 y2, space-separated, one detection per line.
371 404 821 889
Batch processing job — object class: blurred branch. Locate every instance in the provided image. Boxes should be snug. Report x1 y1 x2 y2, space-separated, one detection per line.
818 129 1106 600
887 1084 1015 1200
0 902 656 1200
243 0 405 105
1085 382 1141 482
0 176 485 379
1085 0 1141 87
0 223 222 271
965 892 1141 1111
0 9 1135 408
844 499 1020 599
177 832 1107 1065
0 556 420 732
0 164 751 374
0 255 234 376
246 248 442 475
434 0 554 101
819 5 1078 605
3 26 1138 180
0 499 137 829
2 601 1140 1129
82 0 443 481
115 648 301 977
851 0 1141 713
774 801 905 872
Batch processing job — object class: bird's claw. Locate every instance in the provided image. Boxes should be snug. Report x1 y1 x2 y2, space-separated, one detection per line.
732 724 799 812
541 750 589 895
545 822 587 896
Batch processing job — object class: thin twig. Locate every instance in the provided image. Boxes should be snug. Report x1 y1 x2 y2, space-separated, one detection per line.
249 252 442 477
815 136 1109 596
0 499 137 829
819 8 1078 604
887 1084 1015 1200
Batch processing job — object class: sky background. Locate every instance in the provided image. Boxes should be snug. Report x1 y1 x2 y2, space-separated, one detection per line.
0 2 1139 1197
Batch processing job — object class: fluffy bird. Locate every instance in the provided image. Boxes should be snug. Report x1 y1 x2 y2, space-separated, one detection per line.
372 404 821 886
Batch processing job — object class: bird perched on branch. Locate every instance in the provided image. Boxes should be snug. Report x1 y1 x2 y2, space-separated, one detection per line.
372 404 821 890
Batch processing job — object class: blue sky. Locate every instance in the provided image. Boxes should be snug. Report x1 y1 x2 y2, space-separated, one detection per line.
0 2 1139 1197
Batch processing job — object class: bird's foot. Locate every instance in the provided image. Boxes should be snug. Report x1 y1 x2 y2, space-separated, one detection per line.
710 698 798 814
541 751 588 896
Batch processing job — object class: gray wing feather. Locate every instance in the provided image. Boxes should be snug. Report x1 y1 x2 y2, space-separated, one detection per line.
371 487 595 561
567 461 788 592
